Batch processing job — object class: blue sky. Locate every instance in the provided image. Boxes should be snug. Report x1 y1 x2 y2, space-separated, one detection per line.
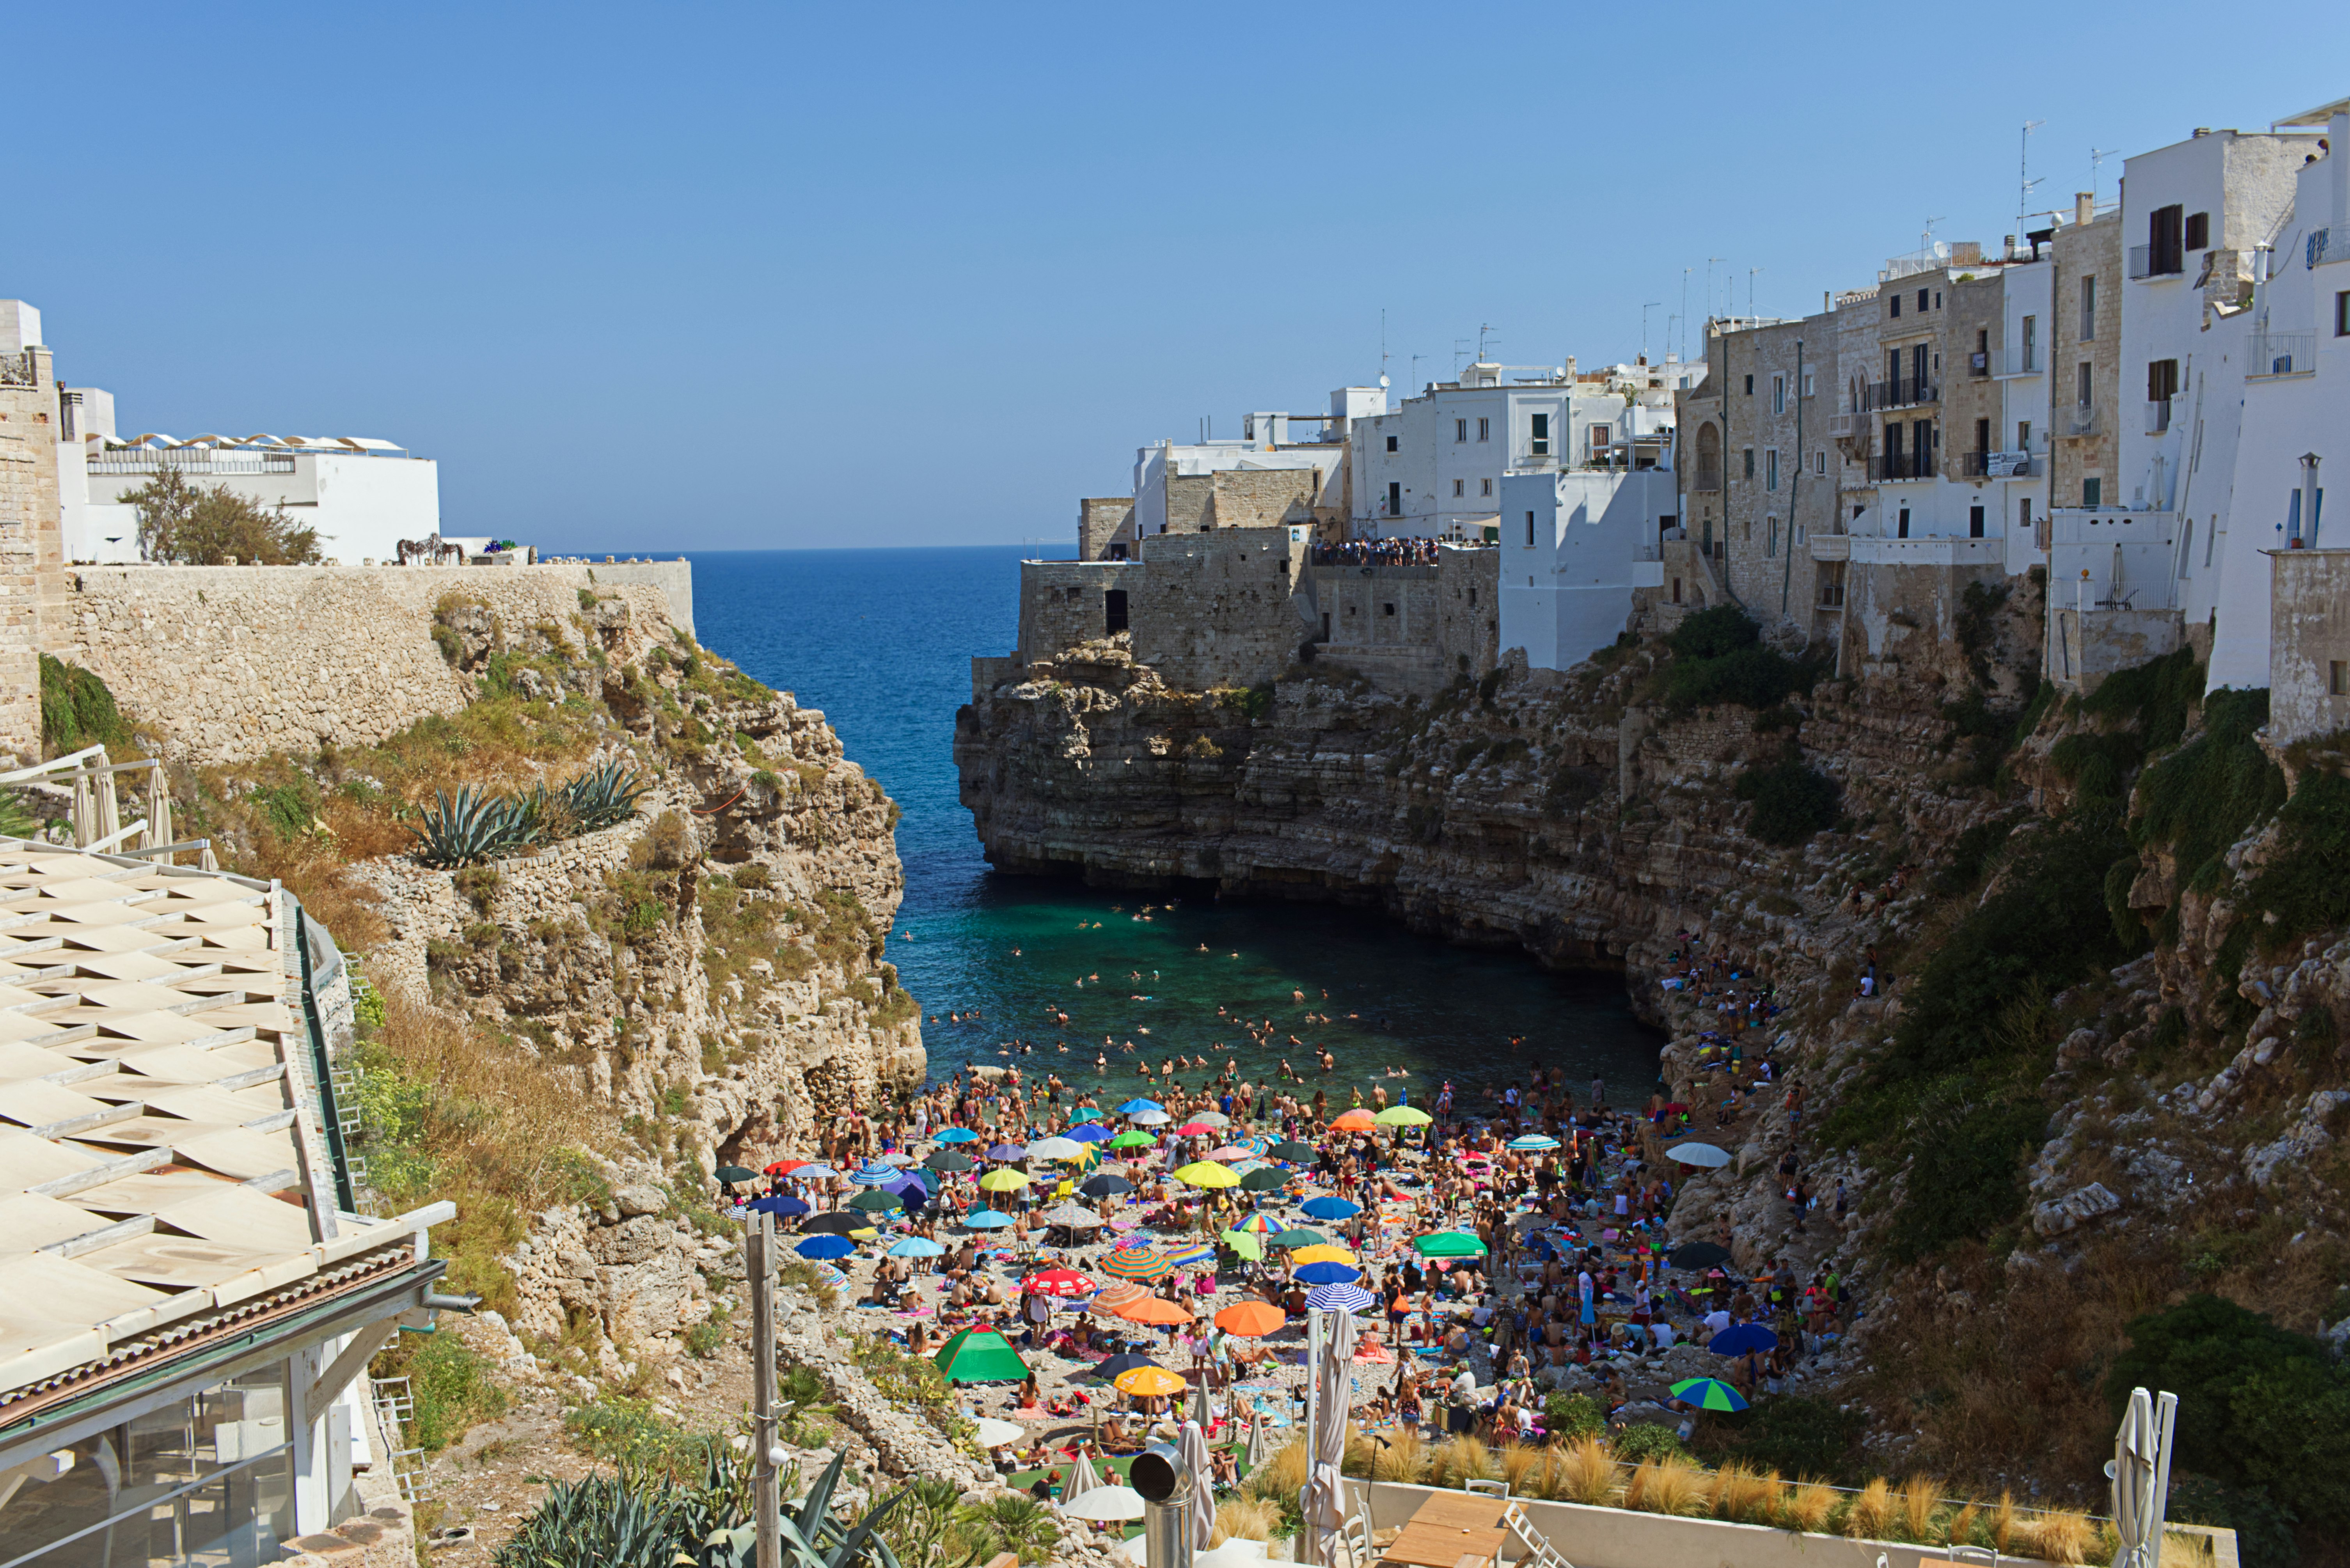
13 4 2345 551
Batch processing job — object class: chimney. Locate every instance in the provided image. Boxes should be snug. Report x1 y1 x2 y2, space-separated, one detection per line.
2076 192 2095 227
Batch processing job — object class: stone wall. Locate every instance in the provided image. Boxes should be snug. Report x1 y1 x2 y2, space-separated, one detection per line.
0 346 63 760
1077 497 1132 561
2268 548 2350 742
56 563 686 764
1211 468 1319 529
1129 525 1313 690
2050 212 2123 508
1015 560 1144 663
1307 546 1500 694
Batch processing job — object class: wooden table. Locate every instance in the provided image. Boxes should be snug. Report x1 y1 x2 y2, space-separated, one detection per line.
1382 1494 1508 1568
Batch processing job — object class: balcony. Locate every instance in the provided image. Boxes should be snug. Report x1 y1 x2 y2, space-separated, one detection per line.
1862 376 1940 411
2248 332 2316 378
85 449 297 475
1867 452 1936 482
2145 398 2173 435
1961 451 2039 478
1966 350 1990 377
1994 345 2043 378
2063 404 2101 438
2130 244 2185 281
1828 412 1867 440
1809 533 1851 561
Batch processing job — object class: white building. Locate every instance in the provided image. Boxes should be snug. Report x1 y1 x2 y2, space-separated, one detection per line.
1109 387 1386 553
1497 468 1676 669
1351 359 1683 539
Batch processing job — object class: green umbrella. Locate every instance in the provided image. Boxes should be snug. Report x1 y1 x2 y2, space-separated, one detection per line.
1239 1167 1291 1192
934 1327 1031 1384
926 1149 976 1172
1269 1141 1316 1162
1670 1377 1750 1412
715 1165 758 1185
1374 1105 1432 1128
1269 1228 1327 1249
848 1190 904 1212
1219 1230 1266 1261
1412 1230 1487 1258
1108 1131 1157 1149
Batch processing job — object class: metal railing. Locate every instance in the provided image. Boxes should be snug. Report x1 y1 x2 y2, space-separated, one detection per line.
1961 451 2039 478
2130 244 2185 280
1868 452 1935 481
87 450 297 475
2145 399 2173 434
1862 376 1939 410
1966 351 1989 377
2248 332 2316 378
1828 412 1867 439
2064 404 2100 438
2309 229 2333 269
0 350 35 387
1997 345 2041 376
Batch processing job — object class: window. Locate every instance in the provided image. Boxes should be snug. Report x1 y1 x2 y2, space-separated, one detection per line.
1772 374 1785 414
2150 204 2185 275
2204 519 2216 568
1105 589 1129 634
1387 481 1401 515
2019 497 2033 532
1454 479 1465 497
1814 451 1826 475
2084 476 2102 507
1386 434 1399 452
1969 504 1985 538
1766 449 1779 491
2148 357 2179 409
1526 511 1537 546
1480 477 1493 497
1591 424 1613 456
2018 419 2032 451
1897 506 1911 538
1382 601 1396 616
2180 518 2194 575
1455 418 1468 442
2185 211 2209 251
1477 417 1490 442
1530 412 1550 455
1743 448 1755 480
2077 362 2093 408
2333 660 2349 697
2021 313 2037 370
2080 275 2097 341
1919 288 1931 312
1766 516 1778 557
1890 293 1902 318
2335 291 2350 336
1744 373 1755 394
1695 423 1721 489
1975 418 1991 455
1802 367 1815 398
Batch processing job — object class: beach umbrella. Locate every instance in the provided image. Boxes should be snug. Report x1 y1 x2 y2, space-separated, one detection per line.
1329 1110 1377 1132
1190 1110 1230 1128
889 1236 946 1258
1062 1447 1102 1504
2110 1386 2178 1568
847 1190 903 1213
1108 1130 1158 1150
1665 1142 1732 1169
1116 1098 1164 1115
1117 1296 1194 1327
1158 1239 1215 1269
1709 1323 1778 1355
963 1209 1015 1230
766 1159 812 1176
1101 1247 1174 1282
1303 1308 1357 1567
1669 1377 1750 1412
1079 1172 1134 1197
1067 1123 1115 1143
1233 1212 1276 1233
1087 1288 1150 1324
1668 1241 1733 1269
1024 1267 1098 1295
1295 1261 1361 1286
1305 1283 1377 1313
1175 1123 1219 1138
1173 1161 1240 1189
1292 1245 1357 1267
802 1211 870 1236
796 1235 855 1260
1239 1167 1291 1193
715 1165 758 1185
1131 1109 1173 1127
1206 1144 1257 1162
934 1327 1029 1383
1069 1107 1109 1125
973 1416 1026 1449
934 1128 980 1144
1062 1486 1146 1523
793 1163 841 1183
1028 1136 1086 1161
809 1263 850 1292
1219 1230 1265 1261
1246 1406 1274 1472
1374 1105 1432 1127
877 1151 918 1167
1191 1377 1213 1434
925 1149 976 1172
977 1168 1031 1192
1181 1419 1215 1549
987 1142 1028 1162
1269 1141 1317 1162
745 1194 809 1218
1042 1202 1105 1229
1507 1133 1561 1151
1412 1231 1487 1258
1113 1365 1188 1397
1215 1302 1287 1337
1300 1196 1360 1221
1269 1228 1327 1249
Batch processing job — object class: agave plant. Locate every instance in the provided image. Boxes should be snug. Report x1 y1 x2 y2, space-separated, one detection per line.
411 786 539 867
692 1453 912 1568
563 761 653 833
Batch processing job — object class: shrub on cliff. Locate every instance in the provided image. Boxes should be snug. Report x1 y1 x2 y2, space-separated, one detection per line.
121 463 322 564
1733 756 1840 846
37 654 134 757
1656 607 1822 712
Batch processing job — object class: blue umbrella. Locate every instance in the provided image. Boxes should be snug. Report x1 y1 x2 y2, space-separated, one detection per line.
1305 1283 1377 1313
747 1194 810 1217
1066 1123 1116 1143
796 1235 856 1260
1093 1352 1162 1379
934 1128 980 1144
964 1209 1015 1230
851 1163 898 1186
1295 1261 1362 1285
889 1236 946 1258
987 1143 1027 1162
891 1168 937 1193
1508 1134 1562 1151
1300 1196 1361 1221
793 1163 839 1182
1709 1323 1779 1355
1115 1098 1164 1115
1069 1109 1109 1125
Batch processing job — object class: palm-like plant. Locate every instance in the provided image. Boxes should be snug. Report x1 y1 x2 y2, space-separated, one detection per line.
563 761 652 832
412 787 536 867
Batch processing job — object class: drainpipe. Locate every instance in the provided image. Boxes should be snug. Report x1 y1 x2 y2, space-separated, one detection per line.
1717 323 1745 608
1782 338 1803 619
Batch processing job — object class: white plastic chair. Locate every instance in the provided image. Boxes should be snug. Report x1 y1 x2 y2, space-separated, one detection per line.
1466 1478 1512 1499
1501 1502 1574 1568
1338 1495 1379 1568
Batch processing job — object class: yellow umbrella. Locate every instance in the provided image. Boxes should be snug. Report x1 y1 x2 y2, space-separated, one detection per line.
1374 1105 1433 1127
1172 1161 1240 1189
977 1168 1032 1191
1292 1244 1358 1266
1113 1366 1189 1398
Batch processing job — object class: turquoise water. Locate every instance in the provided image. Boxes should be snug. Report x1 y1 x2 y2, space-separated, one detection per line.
693 546 1662 1105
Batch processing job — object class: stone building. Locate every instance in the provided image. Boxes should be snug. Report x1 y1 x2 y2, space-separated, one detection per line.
1697 312 1834 637
2268 545 2350 744
0 300 63 760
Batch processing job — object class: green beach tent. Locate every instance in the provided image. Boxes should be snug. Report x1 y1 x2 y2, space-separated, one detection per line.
934 1327 1031 1384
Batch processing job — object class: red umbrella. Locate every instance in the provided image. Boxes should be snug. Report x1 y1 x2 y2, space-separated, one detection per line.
1174 1123 1217 1137
765 1159 810 1175
1022 1268 1098 1297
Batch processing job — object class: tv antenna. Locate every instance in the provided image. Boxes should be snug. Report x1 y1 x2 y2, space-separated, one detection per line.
1379 309 1390 387
2020 119 2047 226
1452 338 1473 377
2089 147 2117 208
1704 258 1725 327
1641 303 1662 364
1410 353 1427 394
1476 323 1500 362
1747 267 1764 319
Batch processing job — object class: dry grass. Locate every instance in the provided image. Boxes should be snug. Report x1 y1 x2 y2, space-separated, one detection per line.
1214 1497 1278 1546
2016 1507 2094 1565
1544 1437 1620 1506
1991 1492 2020 1554
1707 1462 1781 1525
1899 1474 1942 1541
1424 1435 1491 1489
1948 1502 1982 1549
1844 1477 1898 1541
1622 1456 1706 1518
1778 1479 1837 1534
1497 1442 1544 1494
1368 1428 1424 1484
1250 1439 1309 1502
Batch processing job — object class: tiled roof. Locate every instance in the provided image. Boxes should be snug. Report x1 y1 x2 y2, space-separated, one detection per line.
0 839 441 1400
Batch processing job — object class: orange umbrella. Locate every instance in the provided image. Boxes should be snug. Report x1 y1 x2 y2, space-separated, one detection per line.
1113 1366 1188 1397
1330 1110 1377 1131
1293 1244 1359 1267
1214 1301 1287 1337
1115 1295 1195 1326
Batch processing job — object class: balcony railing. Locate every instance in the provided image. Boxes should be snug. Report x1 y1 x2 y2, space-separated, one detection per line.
1809 534 1851 562
2145 398 2173 434
2130 244 2185 280
1961 451 2039 478
1828 412 1867 440
2248 332 2316 378
2063 404 2100 438
86 450 297 475
1862 376 1940 411
1867 452 1935 482
1966 351 1990 377
1996 346 2042 377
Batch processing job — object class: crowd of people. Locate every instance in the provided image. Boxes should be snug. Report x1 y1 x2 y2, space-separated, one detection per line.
1310 536 1447 567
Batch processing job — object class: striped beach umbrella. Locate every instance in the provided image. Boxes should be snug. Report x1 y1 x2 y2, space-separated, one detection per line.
1100 1245 1175 1282
1305 1283 1377 1313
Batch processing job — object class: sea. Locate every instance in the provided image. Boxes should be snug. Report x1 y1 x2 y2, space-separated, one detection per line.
691 546 1663 1109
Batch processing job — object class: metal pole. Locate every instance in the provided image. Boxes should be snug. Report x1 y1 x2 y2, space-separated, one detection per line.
750 1211 781 1568
1300 1309 1321 1568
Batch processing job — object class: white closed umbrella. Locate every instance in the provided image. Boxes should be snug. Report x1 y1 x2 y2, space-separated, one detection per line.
1302 1307 1358 1568
973 1416 1025 1449
1246 1404 1273 1474
2109 1385 2178 1568
1066 1485 1148 1522
1064 1447 1102 1504
1192 1373 1214 1433
1181 1419 1216 1550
